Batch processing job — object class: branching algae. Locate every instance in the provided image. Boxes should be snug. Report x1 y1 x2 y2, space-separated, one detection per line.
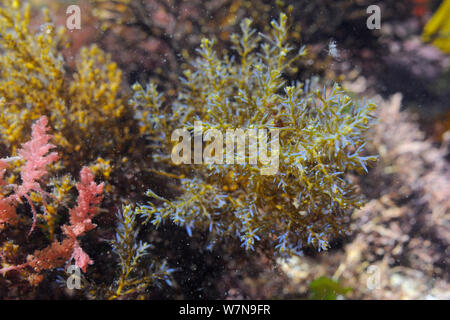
104 205 173 300
132 14 377 256
0 0 135 179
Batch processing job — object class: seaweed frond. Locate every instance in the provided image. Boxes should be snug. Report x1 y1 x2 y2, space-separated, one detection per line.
106 205 174 300
136 13 377 256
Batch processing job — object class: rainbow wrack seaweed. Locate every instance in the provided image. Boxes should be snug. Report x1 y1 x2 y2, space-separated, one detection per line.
133 14 378 256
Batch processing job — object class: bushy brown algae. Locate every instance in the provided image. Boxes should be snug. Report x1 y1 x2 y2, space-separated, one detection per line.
133 13 378 256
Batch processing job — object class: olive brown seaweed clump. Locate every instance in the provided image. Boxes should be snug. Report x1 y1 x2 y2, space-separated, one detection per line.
0 0 137 181
133 14 377 256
